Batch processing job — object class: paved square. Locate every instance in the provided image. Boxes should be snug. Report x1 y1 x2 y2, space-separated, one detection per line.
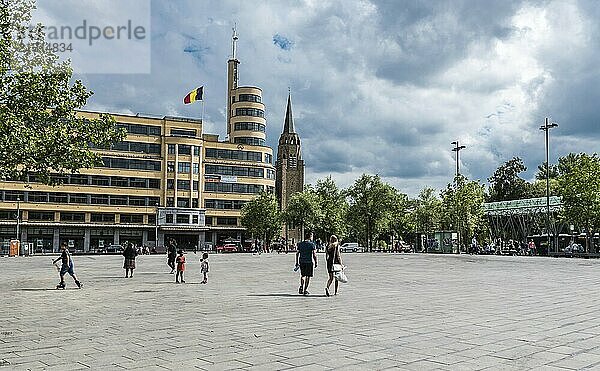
2 253 600 370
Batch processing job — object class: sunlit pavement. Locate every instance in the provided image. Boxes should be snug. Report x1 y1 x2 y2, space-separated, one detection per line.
2 252 600 370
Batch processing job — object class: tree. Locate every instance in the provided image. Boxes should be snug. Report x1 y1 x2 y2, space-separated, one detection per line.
345 174 397 251
385 188 411 250
313 176 347 243
412 187 441 246
0 0 124 184
487 157 531 202
557 153 600 253
240 192 281 246
440 175 486 251
283 190 322 238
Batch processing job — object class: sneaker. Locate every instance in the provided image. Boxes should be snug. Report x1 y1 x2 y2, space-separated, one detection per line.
181 280 185 283
298 286 303 294
325 288 330 297
75 281 82 289
303 290 309 296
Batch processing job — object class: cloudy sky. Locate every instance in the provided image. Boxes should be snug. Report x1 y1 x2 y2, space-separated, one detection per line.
34 0 600 196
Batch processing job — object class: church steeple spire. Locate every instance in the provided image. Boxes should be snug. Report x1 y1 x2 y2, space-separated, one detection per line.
283 92 295 134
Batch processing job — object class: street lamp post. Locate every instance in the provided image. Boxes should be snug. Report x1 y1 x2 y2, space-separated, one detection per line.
451 141 466 254
155 202 159 249
16 196 20 241
540 118 558 255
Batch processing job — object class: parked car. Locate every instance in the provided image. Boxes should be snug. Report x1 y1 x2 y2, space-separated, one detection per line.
106 244 123 254
216 243 238 253
564 243 584 256
340 242 365 253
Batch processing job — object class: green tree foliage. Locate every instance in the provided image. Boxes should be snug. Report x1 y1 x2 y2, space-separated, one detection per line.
283 190 322 237
240 192 281 244
487 157 531 202
440 175 486 248
345 174 398 251
0 0 124 184
557 153 600 252
385 188 411 246
412 187 441 240
313 176 347 242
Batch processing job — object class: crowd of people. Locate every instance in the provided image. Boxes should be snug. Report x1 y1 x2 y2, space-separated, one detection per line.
51 234 351 295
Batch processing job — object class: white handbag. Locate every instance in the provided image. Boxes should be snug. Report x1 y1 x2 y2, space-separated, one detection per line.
334 270 348 283
332 263 343 272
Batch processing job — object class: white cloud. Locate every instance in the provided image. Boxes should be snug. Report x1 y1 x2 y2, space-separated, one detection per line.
36 0 600 197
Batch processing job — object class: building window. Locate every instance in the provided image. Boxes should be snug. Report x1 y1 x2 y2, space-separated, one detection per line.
129 178 147 188
110 196 128 206
177 180 190 190
48 193 68 203
69 194 88 204
193 181 199 191
193 146 200 156
29 192 48 203
167 179 175 190
234 137 265 146
111 177 128 187
101 157 161 171
178 162 191 173
91 195 109 205
205 216 212 225
178 144 191 155
238 94 261 103
69 175 89 185
29 212 55 221
120 214 144 224
234 122 266 132
204 164 264 178
60 212 85 222
147 215 156 224
91 213 115 223
192 199 198 208
167 162 175 172
204 199 246 209
192 215 199 224
216 217 237 226
116 123 161 136
177 198 190 208
193 163 199 174
168 144 176 154
176 214 189 224
205 148 262 162
171 128 196 137
128 196 147 206
204 182 264 194
167 198 174 207
235 108 264 118
166 214 174 223
148 179 160 189
92 176 110 186
266 169 275 179
265 153 273 164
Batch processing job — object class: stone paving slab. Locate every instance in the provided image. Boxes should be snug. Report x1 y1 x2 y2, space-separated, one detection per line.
2 253 600 370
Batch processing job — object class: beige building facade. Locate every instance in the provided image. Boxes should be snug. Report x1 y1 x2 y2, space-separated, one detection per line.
0 30 275 253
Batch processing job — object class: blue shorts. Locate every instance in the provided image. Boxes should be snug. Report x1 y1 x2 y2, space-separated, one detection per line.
60 263 75 276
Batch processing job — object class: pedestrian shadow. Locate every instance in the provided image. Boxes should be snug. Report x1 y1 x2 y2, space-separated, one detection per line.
248 293 328 298
14 288 78 291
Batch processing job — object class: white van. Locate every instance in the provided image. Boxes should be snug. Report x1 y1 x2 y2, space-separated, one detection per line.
340 242 365 253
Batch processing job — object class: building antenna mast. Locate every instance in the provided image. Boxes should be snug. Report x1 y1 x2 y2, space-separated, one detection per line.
232 23 238 59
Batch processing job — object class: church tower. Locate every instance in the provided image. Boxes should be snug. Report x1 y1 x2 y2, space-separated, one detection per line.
276 94 305 244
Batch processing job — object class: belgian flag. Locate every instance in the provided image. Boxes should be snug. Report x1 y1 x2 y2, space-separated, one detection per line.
183 86 203 104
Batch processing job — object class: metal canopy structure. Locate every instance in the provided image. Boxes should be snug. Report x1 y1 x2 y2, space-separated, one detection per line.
483 197 564 242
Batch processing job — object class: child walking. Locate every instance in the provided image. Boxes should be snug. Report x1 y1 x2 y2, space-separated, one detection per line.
200 252 209 284
175 250 186 283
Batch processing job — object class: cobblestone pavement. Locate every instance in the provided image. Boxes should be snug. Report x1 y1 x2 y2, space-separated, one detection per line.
2 252 600 370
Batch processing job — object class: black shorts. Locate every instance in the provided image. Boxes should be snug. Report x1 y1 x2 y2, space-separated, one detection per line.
299 262 313 277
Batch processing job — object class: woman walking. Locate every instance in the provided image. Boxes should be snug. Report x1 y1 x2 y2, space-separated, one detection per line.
167 239 177 274
325 235 344 297
123 243 138 278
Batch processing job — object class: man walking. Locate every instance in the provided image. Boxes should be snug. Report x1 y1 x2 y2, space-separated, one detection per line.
295 231 317 295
